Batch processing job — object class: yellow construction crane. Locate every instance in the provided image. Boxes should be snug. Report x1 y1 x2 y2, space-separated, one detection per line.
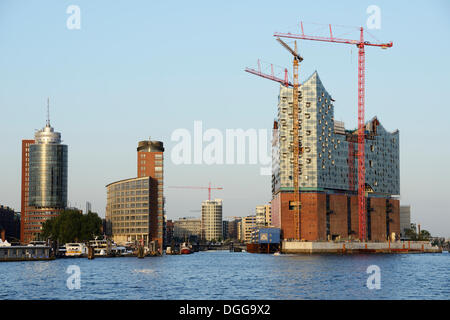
276 38 303 240
245 38 304 240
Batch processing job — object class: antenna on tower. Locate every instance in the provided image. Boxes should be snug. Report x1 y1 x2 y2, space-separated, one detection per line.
46 97 50 127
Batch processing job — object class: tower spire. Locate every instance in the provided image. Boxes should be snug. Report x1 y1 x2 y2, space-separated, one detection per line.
46 97 50 127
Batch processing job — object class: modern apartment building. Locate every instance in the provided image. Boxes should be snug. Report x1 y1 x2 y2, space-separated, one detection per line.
173 217 201 240
239 215 258 244
106 176 153 245
400 205 411 238
21 116 68 243
271 72 400 241
20 139 34 242
0 205 20 242
165 218 174 244
256 204 272 227
106 139 164 249
225 216 241 240
201 199 223 241
222 220 229 240
86 201 92 214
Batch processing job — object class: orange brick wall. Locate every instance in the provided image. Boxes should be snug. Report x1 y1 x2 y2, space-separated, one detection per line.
272 191 400 242
389 199 400 238
369 197 386 241
20 139 34 243
350 196 360 239
329 194 348 238
137 150 164 248
300 193 326 241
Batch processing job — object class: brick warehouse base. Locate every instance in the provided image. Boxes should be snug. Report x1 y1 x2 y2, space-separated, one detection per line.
281 240 441 254
271 192 400 241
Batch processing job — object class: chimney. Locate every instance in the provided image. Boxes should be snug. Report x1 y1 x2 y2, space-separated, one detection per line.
1 229 5 242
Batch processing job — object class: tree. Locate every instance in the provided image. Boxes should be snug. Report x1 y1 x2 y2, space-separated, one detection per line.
42 209 102 243
418 230 431 241
403 223 432 241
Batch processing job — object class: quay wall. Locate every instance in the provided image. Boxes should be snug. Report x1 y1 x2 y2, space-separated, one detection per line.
282 240 441 254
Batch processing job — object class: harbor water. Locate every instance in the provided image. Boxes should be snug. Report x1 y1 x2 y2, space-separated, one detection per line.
0 251 448 300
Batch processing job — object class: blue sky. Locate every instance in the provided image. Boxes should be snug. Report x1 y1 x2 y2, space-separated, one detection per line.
0 0 449 237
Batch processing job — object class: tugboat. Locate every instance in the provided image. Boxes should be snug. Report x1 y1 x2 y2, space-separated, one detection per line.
180 242 192 254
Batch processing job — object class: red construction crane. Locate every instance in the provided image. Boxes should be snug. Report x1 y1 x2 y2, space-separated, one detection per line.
168 182 223 201
274 22 393 241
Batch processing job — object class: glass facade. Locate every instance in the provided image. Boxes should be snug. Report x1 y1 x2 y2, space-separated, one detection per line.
29 144 68 208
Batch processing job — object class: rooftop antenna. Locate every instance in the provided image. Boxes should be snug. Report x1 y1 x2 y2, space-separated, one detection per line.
46 97 50 127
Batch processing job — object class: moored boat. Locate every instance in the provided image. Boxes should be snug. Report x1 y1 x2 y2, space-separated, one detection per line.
180 242 192 254
65 243 87 257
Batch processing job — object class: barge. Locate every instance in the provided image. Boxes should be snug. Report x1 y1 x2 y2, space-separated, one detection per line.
0 245 53 262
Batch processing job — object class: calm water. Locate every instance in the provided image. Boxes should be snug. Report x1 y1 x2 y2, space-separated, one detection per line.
0 251 448 300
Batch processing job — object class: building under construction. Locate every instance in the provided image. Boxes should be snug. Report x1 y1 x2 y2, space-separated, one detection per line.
271 71 400 242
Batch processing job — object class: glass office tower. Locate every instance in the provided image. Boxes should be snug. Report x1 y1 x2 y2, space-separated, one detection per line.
22 119 68 242
29 123 68 208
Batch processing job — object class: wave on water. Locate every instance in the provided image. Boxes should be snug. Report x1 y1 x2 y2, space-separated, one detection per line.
133 269 155 274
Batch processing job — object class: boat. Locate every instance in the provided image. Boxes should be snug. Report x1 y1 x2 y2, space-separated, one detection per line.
0 239 11 247
57 245 66 257
1 245 53 261
180 242 192 254
273 251 281 256
27 241 46 247
88 239 110 256
65 243 87 257
111 246 132 256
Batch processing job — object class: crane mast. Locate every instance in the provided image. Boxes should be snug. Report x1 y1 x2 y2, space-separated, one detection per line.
357 28 367 240
246 38 303 240
291 42 301 240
